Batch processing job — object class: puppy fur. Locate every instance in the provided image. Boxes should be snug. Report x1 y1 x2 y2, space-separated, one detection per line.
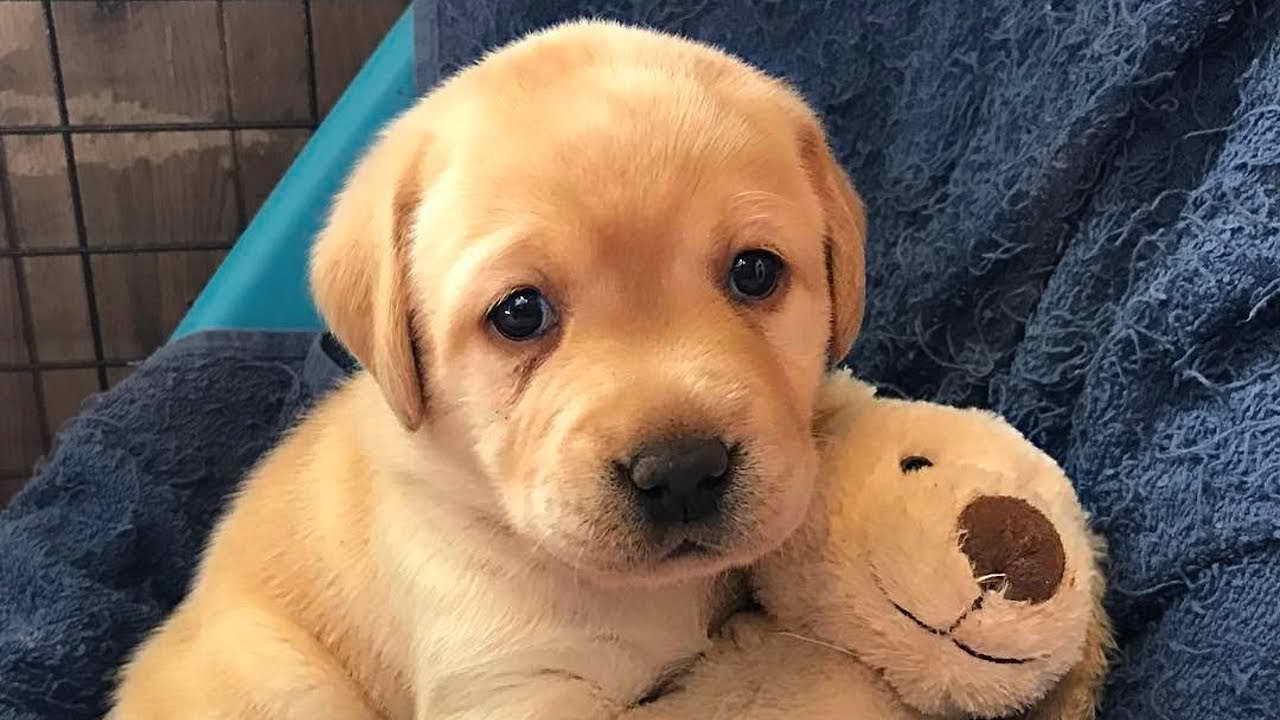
111 20 866 720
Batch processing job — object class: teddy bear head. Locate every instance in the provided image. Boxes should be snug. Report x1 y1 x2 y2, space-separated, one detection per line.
755 373 1109 718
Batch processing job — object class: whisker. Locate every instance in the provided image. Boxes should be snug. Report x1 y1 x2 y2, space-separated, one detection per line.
774 631 858 659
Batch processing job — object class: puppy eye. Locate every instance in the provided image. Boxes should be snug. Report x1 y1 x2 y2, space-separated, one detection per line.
728 250 784 301
488 288 557 341
900 456 933 473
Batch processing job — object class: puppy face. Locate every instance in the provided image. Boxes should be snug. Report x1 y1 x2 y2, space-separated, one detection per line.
312 21 866 586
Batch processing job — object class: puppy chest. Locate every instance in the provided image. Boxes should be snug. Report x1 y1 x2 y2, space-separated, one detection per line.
414 580 714 704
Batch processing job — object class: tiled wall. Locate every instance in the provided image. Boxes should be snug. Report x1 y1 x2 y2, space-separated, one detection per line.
0 0 409 503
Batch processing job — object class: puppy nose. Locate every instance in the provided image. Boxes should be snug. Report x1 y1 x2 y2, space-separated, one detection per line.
958 495 1065 604
629 437 731 524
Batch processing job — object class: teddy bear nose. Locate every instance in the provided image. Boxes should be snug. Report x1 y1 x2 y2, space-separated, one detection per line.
957 495 1065 604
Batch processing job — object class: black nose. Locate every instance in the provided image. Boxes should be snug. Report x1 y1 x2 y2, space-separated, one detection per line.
628 437 731 524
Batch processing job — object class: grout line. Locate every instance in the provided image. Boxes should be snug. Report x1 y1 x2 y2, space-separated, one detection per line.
42 0 109 392
302 0 321 123
0 242 236 258
0 136 53 452
0 120 318 135
215 0 249 232
227 128 247 230
0 358 142 373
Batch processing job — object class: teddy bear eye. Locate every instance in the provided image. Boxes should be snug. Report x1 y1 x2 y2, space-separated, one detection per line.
900 456 933 473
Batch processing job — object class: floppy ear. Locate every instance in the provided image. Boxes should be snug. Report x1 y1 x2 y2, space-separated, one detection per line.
796 120 867 366
310 110 432 430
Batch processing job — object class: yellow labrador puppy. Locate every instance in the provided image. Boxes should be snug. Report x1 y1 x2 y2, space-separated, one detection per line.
111 20 865 720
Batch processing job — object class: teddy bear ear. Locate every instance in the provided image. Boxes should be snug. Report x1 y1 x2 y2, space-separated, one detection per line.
814 369 878 435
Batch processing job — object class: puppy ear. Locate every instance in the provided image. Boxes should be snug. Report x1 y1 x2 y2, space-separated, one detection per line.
797 120 867 366
310 111 432 430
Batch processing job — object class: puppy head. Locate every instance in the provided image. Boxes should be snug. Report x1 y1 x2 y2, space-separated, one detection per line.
311 21 866 586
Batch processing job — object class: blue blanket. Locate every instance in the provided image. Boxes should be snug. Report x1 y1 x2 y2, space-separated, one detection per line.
2 1 1279 717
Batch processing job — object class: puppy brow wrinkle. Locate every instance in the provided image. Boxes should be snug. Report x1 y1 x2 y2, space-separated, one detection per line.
726 189 797 218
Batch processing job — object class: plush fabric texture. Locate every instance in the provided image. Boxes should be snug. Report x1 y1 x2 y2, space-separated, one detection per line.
419 1 1280 716
1 2 1278 717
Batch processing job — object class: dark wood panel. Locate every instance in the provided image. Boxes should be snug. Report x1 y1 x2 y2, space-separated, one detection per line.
24 255 94 362
0 372 42 478
311 0 407 117
54 1 228 124
41 368 101 438
235 128 310 219
75 131 238 248
223 0 310 122
0 258 27 365
0 2 60 126
106 364 135 388
2 134 76 248
93 250 226 359
0 476 26 507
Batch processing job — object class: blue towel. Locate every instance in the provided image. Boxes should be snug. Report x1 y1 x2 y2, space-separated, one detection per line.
2 1 1279 718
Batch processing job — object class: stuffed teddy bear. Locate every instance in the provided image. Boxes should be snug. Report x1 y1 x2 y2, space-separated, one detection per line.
631 371 1112 719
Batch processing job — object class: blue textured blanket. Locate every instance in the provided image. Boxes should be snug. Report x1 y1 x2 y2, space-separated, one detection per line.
3 1 1279 717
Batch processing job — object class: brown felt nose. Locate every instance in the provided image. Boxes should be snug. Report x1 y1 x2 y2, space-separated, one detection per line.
958 495 1065 604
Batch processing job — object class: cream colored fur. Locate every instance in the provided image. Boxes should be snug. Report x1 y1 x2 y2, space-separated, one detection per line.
630 371 1113 719
110 20 866 720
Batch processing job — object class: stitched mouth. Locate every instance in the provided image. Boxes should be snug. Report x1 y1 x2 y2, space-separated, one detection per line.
888 599 1032 666
951 638 1032 666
